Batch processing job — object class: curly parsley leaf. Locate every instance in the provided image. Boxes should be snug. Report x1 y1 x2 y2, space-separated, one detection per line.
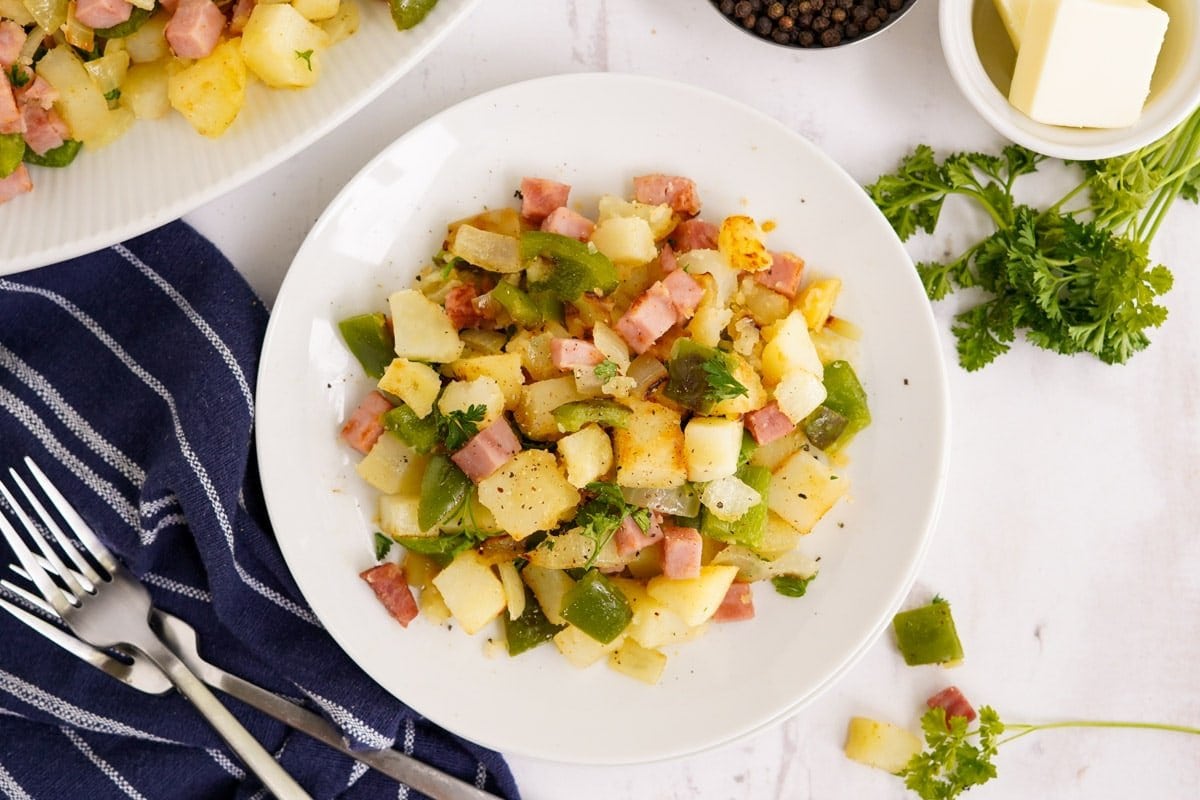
902 706 1004 800
772 573 817 598
702 355 748 403
594 359 619 383
9 65 30 89
576 482 643 568
438 404 486 451
373 532 393 561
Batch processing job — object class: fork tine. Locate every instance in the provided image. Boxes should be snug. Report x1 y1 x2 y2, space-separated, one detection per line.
1 575 61 619
8 557 88 608
0 488 72 615
6 471 92 598
23 458 119 575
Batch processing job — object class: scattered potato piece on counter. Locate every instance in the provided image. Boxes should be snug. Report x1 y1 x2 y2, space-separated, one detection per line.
241 3 330 89
167 39 247 138
844 717 923 773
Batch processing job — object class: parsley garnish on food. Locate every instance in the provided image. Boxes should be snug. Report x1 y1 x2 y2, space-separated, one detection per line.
594 359 619 383
576 482 644 568
9 65 30 89
373 532 393 561
899 705 1200 800
295 49 314 71
438 404 487 451
104 88 120 102
702 354 748 403
866 111 1200 370
771 573 816 597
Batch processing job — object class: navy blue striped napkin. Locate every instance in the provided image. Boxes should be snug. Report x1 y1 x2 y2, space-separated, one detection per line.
0 222 519 800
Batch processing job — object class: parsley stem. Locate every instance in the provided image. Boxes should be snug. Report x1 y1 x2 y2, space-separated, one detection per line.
997 719 1200 748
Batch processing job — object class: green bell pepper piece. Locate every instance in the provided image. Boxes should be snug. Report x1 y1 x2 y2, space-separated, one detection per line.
0 133 23 178
892 599 964 666
338 313 395 379
490 281 542 327
382 404 438 453
559 570 632 644
504 586 564 655
817 360 870 452
388 0 437 29
664 338 732 414
392 533 474 567
417 455 471 532
95 4 154 37
531 290 564 325
737 430 758 467
23 139 82 169
521 231 619 300
700 464 770 548
802 405 849 451
552 399 632 433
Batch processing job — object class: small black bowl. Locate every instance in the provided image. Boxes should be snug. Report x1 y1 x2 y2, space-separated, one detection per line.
708 0 919 50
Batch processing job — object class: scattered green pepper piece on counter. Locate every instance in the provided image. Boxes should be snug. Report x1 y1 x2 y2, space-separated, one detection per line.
504 586 564 656
0 133 24 178
521 231 619 300
417 455 471 532
388 0 438 30
382 404 438 453
338 313 395 379
490 281 542 327
892 597 964 666
802 405 849 451
700 463 769 548
814 360 870 452
552 399 632 433
559 569 632 644
23 139 82 169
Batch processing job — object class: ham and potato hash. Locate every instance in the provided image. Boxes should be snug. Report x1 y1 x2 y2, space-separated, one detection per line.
341 174 871 684
0 0 435 204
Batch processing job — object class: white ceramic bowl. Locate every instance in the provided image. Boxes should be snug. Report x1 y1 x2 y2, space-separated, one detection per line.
940 0 1200 159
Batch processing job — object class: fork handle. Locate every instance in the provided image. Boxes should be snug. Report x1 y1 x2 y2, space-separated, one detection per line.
135 636 313 800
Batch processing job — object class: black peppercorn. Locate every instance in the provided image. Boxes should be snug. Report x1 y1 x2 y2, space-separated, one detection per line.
797 29 816 45
821 28 842 45
755 15 774 33
797 12 813 27
831 7 846 22
772 28 791 42
844 21 860 37
742 12 757 27
767 1 785 18
851 4 869 21
875 7 889 19
864 14 881 30
720 0 735 12
811 14 829 30
734 0 752 16
778 14 794 29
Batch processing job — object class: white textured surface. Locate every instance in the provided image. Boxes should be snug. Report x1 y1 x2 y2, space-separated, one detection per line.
0 0 478 274
190 0 1200 797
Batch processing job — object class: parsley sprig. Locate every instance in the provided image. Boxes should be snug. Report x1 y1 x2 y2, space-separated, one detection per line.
438 404 486 451
901 705 1200 800
702 354 748 403
295 49 314 71
575 482 649 568
594 359 619 383
9 65 30 89
867 107 1200 370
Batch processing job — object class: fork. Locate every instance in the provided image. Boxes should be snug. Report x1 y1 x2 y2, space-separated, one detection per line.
0 458 312 800
0 568 501 799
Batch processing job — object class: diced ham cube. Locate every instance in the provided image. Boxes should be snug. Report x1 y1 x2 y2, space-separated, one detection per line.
16 77 58 112
713 583 755 622
754 251 806 298
229 0 257 34
550 338 605 370
745 402 796 445
519 177 570 223
661 268 704 322
614 282 677 355
451 417 522 482
0 70 23 136
539 206 595 241
20 103 68 156
75 0 134 29
634 174 701 216
659 242 679 273
165 0 225 60
444 284 487 330
926 686 977 724
661 525 702 580
340 391 393 455
669 219 718 252
614 512 664 557
0 164 31 205
360 563 419 628
0 21 26 69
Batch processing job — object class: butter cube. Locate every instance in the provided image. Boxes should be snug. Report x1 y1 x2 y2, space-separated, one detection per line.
993 0 1031 48
1009 0 1169 129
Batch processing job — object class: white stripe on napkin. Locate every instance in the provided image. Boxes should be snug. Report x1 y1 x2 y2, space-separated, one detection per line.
298 687 393 750
397 718 417 800
139 494 180 519
0 760 34 800
346 761 369 789
206 748 246 781
63 728 148 800
0 669 175 744
141 573 212 604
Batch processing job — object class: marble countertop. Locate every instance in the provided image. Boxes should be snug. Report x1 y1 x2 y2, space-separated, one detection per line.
187 1 1200 797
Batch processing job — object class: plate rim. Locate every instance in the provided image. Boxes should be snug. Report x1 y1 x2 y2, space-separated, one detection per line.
256 70 952 764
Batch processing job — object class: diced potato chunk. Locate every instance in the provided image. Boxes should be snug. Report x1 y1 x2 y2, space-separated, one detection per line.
813 326 861 366
431 550 506 635
505 329 560 382
450 354 524 409
844 717 923 773
292 0 338 20
553 624 624 668
167 39 246 138
709 355 767 417
355 434 426 494
437 377 505 430
755 513 805 559
768 449 848 533
689 304 733 349
477 450 581 540
749 427 806 472
797 278 842 331
556 424 613 488
378 358 441 418
614 400 686 489
418 584 451 624
121 60 170 120
525 529 595 569
646 565 739 627
741 277 791 326
608 639 668 685
403 552 439 589
123 10 170 63
378 494 434 539
678 249 739 305
589 217 658 266
683 417 742 482
514 376 588 441
611 578 706 648
773 368 827 425
37 46 134 147
241 4 330 88
596 195 676 240
762 310 823 384
388 289 464 363
718 215 772 273
522 564 575 626
319 0 359 42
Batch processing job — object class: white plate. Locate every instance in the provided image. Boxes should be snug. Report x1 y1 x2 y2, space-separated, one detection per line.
0 0 477 275
256 73 951 765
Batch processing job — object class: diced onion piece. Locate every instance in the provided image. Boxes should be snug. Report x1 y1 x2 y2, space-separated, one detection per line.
496 561 526 620
700 475 760 522
627 354 667 397
64 1 94 52
128 0 154 9
620 484 700 517
712 544 818 582
677 249 738 305
22 0 67 34
17 27 46 66
0 0 36 26
449 225 522 273
84 49 130 97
